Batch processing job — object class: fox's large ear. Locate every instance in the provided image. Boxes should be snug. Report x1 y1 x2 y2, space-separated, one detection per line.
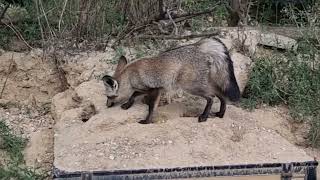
102 75 118 89
114 55 128 77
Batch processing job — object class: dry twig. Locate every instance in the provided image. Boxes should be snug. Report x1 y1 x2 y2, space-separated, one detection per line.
2 20 33 50
166 9 178 35
0 54 14 99
138 31 220 40
58 0 68 34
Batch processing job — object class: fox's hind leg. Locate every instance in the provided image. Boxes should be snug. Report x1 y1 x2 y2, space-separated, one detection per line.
198 96 213 122
208 96 226 118
121 91 144 110
215 96 226 118
139 88 161 124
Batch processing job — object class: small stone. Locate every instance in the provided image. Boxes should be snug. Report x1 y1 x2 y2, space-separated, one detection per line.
109 155 115 160
168 140 173 144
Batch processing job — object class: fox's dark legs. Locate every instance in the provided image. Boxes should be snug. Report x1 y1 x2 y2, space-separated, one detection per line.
216 96 226 118
198 96 213 122
139 88 161 124
121 91 144 110
208 96 226 118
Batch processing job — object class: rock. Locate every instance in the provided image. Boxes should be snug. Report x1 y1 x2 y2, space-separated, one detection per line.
259 33 297 51
225 29 260 56
222 28 297 56
51 89 78 120
231 52 252 93
75 80 106 112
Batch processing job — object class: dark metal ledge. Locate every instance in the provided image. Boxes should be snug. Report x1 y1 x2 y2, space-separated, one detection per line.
53 161 318 180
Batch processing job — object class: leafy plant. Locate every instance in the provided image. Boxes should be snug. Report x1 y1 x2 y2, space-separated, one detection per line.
242 49 320 145
0 120 44 180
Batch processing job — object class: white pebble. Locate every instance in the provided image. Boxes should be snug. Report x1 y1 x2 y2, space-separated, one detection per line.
109 155 115 160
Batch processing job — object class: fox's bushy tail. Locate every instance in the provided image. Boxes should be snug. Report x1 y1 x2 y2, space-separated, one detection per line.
224 53 240 102
212 38 240 102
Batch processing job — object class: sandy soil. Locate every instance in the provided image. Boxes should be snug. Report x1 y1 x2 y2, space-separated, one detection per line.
53 80 313 172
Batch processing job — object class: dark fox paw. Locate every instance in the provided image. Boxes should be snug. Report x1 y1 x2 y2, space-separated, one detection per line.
209 112 224 118
121 102 132 110
215 112 224 118
138 120 152 124
198 115 208 122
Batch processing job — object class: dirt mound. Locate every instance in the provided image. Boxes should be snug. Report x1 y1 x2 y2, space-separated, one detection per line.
53 80 312 172
0 49 63 105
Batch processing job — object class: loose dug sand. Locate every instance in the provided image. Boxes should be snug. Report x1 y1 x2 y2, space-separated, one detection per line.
53 80 312 172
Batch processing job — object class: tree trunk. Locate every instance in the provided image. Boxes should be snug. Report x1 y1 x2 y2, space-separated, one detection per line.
74 0 95 40
228 0 249 26
118 0 178 26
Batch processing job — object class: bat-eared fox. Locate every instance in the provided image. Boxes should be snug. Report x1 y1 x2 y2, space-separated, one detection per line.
102 38 240 124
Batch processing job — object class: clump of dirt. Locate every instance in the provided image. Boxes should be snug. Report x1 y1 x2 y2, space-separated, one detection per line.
0 49 64 105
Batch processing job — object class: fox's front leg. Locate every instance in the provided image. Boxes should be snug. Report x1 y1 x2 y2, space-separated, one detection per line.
121 91 144 110
139 88 161 124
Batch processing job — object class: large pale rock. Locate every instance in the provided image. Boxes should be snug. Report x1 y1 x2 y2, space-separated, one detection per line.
259 33 297 51
226 29 260 56
231 52 252 93
51 89 78 121
222 28 298 55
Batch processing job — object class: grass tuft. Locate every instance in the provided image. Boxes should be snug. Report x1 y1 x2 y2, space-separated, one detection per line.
0 120 44 180
241 48 320 146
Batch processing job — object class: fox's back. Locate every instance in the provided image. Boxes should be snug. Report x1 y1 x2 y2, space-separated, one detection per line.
123 38 235 97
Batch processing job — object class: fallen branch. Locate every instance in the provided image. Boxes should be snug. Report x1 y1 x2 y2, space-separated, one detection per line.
137 31 220 40
158 6 219 28
111 23 151 48
157 3 220 21
166 9 178 35
0 54 14 99
111 5 219 47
